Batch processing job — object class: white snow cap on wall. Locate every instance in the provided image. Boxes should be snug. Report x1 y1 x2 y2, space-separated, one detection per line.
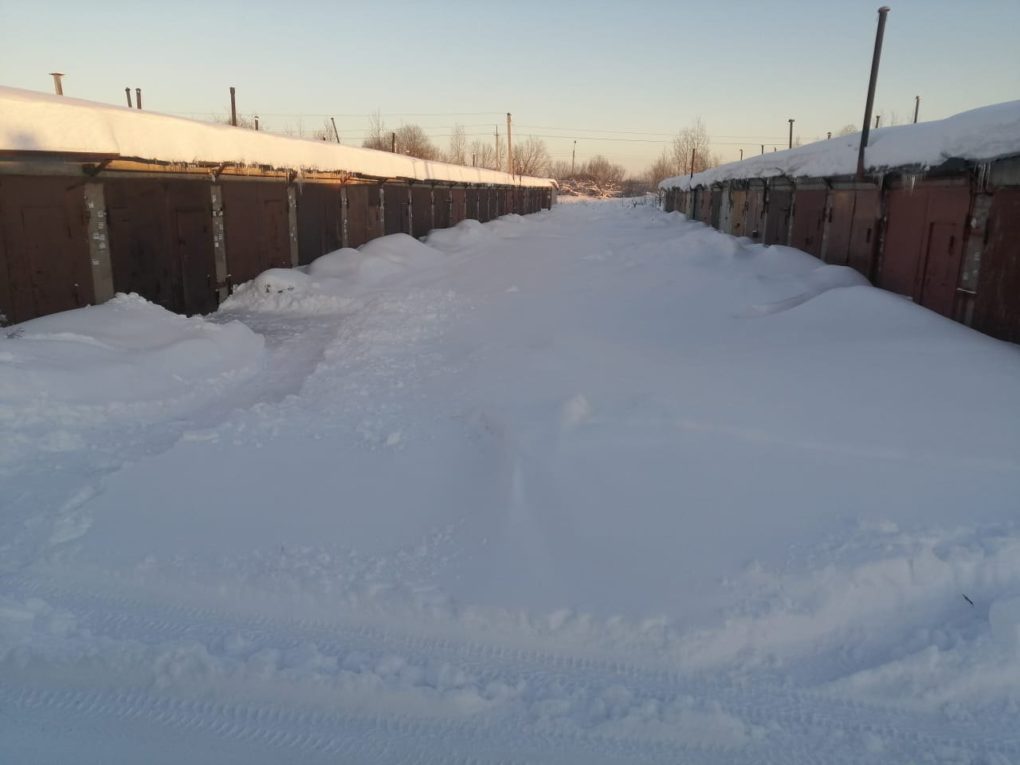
659 100 1020 191
0 87 555 189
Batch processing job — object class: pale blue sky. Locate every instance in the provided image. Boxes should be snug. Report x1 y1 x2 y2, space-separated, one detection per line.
2 0 1018 174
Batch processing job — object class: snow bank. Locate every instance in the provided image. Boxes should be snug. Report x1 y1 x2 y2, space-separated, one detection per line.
661 100 1020 189
0 86 554 189
221 234 450 314
0 293 265 408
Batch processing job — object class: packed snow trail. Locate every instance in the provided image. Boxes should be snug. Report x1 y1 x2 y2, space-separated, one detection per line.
3 199 1020 763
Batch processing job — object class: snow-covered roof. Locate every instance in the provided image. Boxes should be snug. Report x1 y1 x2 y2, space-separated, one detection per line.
0 87 555 188
659 100 1020 191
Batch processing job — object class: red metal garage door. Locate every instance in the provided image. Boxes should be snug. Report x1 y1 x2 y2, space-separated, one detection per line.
0 175 92 323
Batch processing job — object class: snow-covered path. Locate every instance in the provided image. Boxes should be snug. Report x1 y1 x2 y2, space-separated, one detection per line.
3 199 1020 763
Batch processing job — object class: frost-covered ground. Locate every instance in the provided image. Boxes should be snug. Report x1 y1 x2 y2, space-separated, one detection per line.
3 199 1020 764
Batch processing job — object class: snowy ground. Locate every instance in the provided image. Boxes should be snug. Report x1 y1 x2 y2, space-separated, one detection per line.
3 198 1020 764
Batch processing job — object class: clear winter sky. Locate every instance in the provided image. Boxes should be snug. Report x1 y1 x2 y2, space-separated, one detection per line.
2 0 1018 175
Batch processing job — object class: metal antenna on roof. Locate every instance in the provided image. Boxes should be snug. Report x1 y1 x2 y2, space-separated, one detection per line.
857 6 891 179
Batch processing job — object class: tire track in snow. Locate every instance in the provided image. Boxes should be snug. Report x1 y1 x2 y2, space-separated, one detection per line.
5 578 1016 764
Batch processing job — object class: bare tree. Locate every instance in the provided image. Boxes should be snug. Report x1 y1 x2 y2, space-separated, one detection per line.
577 155 626 198
392 124 439 160
670 118 717 175
548 160 573 181
645 148 680 187
362 110 389 151
446 123 467 165
836 123 858 137
512 136 550 177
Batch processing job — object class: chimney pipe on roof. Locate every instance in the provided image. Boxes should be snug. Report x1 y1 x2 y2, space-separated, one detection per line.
857 6 891 179
49 72 65 96
135 88 142 110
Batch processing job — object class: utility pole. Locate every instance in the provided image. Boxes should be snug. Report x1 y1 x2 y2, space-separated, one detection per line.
494 125 500 171
125 87 133 108
857 6 891 179
330 117 340 143
135 88 142 110
689 148 696 179
913 95 920 124
49 72 65 96
571 140 576 175
229 86 237 126
506 112 513 178
788 118 795 149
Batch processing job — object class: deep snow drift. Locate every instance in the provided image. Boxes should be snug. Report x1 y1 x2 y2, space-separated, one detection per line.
3 199 1020 764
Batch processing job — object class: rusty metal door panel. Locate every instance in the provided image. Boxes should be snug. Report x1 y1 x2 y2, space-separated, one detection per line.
449 188 462 225
464 189 478 221
710 188 722 229
105 178 217 315
764 188 793 245
105 179 180 312
745 185 765 240
383 184 408 235
0 176 93 323
411 186 433 238
916 185 971 316
176 208 217 314
847 188 880 279
345 185 371 248
699 188 711 223
297 183 342 265
973 189 1020 341
728 189 746 236
879 187 928 296
435 188 454 228
789 189 827 257
0 226 12 325
222 181 290 287
823 190 855 266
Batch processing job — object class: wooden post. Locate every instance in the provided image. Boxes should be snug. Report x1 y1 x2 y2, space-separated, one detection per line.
506 113 513 178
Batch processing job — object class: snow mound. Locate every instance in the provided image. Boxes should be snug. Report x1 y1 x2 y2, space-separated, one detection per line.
220 268 354 315
306 248 362 279
424 219 490 253
0 294 265 407
356 233 446 282
746 265 871 316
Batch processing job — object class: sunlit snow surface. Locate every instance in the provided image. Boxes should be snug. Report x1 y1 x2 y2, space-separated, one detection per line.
3 199 1020 764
